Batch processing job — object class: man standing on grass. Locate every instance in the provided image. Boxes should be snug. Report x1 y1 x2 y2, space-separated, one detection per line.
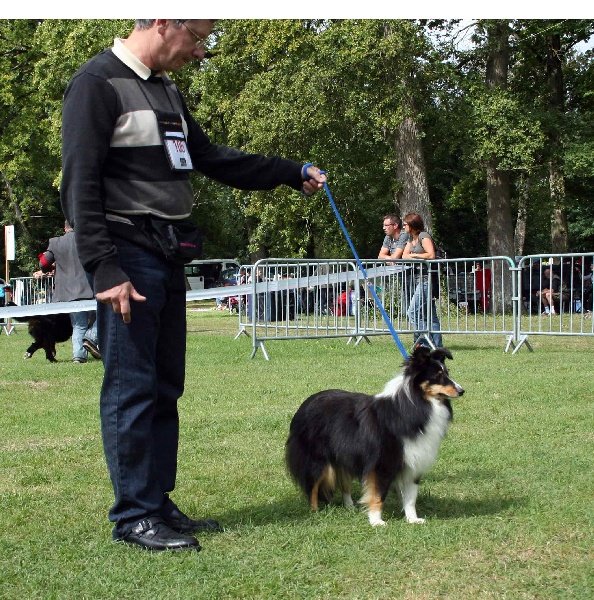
36 221 101 364
61 19 326 552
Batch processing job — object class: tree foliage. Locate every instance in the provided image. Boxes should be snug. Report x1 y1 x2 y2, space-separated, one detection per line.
1 19 593 276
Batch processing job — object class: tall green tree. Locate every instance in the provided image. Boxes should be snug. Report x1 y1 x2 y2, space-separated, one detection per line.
1 18 592 275
423 19 593 258
483 20 515 260
0 19 132 275
0 20 58 274
513 19 594 253
194 19 437 260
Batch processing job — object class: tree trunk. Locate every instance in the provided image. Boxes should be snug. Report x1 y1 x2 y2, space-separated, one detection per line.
245 216 268 263
550 160 568 253
485 21 514 259
547 33 568 253
394 115 433 233
514 174 528 257
486 165 513 258
485 21 514 309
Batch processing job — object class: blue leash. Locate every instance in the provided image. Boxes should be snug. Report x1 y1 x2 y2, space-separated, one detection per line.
319 175 408 358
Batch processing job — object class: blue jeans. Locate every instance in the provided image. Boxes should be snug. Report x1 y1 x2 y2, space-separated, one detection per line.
408 279 443 348
97 241 187 537
70 311 97 361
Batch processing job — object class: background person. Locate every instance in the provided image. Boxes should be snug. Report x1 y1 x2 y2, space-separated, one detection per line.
60 19 326 552
536 267 562 315
402 213 443 349
38 221 100 363
378 214 412 314
378 215 409 262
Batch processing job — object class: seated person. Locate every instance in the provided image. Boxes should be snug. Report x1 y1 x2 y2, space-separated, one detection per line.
335 286 350 316
536 267 566 315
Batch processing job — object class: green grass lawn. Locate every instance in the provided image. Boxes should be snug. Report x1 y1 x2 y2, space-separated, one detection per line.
1 307 592 599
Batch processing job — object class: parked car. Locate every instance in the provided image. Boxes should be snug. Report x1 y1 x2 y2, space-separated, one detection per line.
184 259 240 290
217 267 240 287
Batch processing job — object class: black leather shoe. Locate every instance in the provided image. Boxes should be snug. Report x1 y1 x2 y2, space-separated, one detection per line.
165 508 223 534
120 517 201 551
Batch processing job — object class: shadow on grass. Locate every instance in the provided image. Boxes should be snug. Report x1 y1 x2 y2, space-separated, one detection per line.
396 492 526 521
213 480 526 530
438 342 508 353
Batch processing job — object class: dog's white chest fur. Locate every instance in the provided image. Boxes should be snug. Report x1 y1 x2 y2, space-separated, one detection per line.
402 398 451 477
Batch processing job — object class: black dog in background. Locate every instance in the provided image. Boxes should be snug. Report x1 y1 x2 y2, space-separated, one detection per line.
8 302 73 362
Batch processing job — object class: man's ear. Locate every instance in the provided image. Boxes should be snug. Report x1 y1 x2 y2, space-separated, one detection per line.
155 20 169 35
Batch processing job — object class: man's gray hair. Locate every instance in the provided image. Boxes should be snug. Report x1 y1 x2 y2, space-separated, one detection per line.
135 19 187 30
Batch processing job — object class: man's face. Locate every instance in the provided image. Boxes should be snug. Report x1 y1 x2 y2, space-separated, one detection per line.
157 20 214 72
382 220 399 238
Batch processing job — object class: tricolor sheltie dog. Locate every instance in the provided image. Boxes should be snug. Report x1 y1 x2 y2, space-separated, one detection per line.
286 346 464 526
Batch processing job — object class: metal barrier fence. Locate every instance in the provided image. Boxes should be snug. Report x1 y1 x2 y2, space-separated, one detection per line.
2 254 593 355
5 275 55 306
236 254 594 358
515 253 594 350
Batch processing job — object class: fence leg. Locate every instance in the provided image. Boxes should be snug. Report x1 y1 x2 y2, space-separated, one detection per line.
505 334 533 354
417 333 435 349
250 340 269 361
234 327 249 340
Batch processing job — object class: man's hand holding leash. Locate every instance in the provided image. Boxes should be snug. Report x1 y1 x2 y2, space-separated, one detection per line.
301 163 327 196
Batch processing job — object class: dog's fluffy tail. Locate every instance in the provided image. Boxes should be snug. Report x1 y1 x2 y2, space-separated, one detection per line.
285 432 309 494
286 433 335 505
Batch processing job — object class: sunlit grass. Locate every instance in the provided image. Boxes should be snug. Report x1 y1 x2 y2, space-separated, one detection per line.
0 309 592 599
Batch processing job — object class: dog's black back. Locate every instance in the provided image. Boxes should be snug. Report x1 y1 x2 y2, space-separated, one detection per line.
9 303 73 362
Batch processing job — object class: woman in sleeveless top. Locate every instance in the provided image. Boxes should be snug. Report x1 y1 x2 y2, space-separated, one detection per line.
402 213 443 349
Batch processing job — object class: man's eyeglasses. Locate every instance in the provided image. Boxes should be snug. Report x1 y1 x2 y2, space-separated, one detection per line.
182 22 208 49
383 223 397 228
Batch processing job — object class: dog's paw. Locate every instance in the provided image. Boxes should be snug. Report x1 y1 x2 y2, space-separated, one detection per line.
406 517 426 524
368 511 387 526
23 352 32 359
370 519 387 527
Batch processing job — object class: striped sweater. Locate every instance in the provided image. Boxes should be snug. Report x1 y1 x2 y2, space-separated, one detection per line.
60 39 303 293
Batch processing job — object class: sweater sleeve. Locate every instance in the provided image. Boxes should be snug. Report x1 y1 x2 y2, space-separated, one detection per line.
179 95 304 191
60 70 130 294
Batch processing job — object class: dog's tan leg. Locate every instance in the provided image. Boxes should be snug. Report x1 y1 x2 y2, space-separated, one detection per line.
310 480 320 511
310 465 335 511
360 472 386 526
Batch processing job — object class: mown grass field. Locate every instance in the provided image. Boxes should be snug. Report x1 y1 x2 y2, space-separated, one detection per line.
1 306 592 599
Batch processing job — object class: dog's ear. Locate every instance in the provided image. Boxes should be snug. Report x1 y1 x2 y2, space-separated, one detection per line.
431 347 453 362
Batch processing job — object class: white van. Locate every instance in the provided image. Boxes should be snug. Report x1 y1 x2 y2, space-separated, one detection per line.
184 259 240 290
